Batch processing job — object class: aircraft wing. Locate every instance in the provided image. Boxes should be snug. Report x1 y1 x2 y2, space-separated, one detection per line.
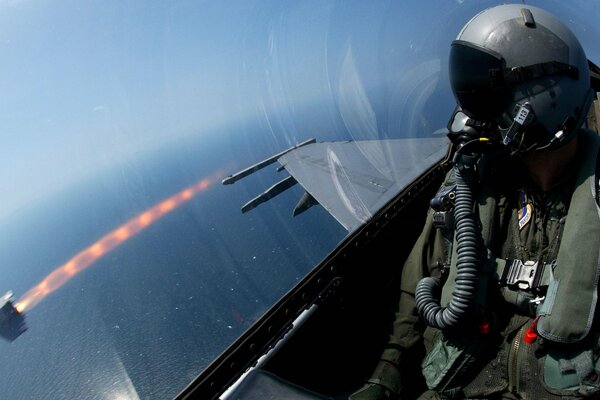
223 137 450 232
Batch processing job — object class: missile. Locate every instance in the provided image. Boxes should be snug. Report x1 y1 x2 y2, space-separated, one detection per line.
0 291 27 342
222 138 315 185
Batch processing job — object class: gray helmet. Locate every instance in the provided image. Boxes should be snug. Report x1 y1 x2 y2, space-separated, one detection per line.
449 4 594 152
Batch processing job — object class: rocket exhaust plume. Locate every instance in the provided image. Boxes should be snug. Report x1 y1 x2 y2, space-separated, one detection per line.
15 173 221 313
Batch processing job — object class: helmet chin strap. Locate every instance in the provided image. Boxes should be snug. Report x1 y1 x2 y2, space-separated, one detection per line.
495 102 547 156
447 101 576 157
484 102 541 156
499 103 534 147
498 87 594 154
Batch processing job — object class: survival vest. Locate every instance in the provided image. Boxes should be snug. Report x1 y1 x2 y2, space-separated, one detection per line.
440 128 600 343
422 129 600 395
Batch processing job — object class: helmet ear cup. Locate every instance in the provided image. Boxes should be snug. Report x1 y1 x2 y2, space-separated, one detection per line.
449 4 593 152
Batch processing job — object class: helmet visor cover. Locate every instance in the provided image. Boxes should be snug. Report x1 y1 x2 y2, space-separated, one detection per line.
449 40 512 120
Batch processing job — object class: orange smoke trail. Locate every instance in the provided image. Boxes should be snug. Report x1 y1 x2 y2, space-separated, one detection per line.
15 172 223 313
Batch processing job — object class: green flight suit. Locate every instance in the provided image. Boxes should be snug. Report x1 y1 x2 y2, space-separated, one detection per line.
357 129 600 400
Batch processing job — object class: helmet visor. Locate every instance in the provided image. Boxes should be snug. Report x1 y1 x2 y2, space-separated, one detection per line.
449 41 512 120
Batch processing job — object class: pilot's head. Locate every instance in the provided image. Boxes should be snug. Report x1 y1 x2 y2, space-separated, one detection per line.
448 4 593 154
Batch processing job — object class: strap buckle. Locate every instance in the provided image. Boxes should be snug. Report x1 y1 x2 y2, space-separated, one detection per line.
500 260 545 292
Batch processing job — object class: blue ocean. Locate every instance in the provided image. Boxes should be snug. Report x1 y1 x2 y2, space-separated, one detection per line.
0 125 346 399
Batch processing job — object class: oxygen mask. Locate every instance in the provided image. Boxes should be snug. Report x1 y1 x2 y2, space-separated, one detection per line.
447 102 538 158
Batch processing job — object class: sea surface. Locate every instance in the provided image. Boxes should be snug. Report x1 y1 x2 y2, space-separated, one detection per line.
0 126 346 399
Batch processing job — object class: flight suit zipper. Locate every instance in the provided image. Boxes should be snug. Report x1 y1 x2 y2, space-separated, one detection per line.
508 325 526 393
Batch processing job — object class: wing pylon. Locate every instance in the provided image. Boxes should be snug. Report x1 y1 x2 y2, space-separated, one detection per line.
224 136 450 232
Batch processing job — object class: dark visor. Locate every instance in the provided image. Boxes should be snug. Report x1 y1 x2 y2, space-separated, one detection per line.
449 40 512 119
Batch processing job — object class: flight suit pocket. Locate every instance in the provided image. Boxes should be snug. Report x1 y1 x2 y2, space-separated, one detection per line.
421 329 486 392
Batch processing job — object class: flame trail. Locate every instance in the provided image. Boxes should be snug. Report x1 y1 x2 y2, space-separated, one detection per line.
15 173 222 313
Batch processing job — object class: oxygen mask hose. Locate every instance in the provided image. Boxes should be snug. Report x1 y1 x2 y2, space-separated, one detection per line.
415 152 481 330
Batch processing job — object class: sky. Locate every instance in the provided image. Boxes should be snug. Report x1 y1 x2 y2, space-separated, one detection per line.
0 1 599 398
0 0 599 222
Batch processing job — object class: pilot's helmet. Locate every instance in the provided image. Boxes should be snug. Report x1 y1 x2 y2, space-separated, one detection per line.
449 3 593 152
